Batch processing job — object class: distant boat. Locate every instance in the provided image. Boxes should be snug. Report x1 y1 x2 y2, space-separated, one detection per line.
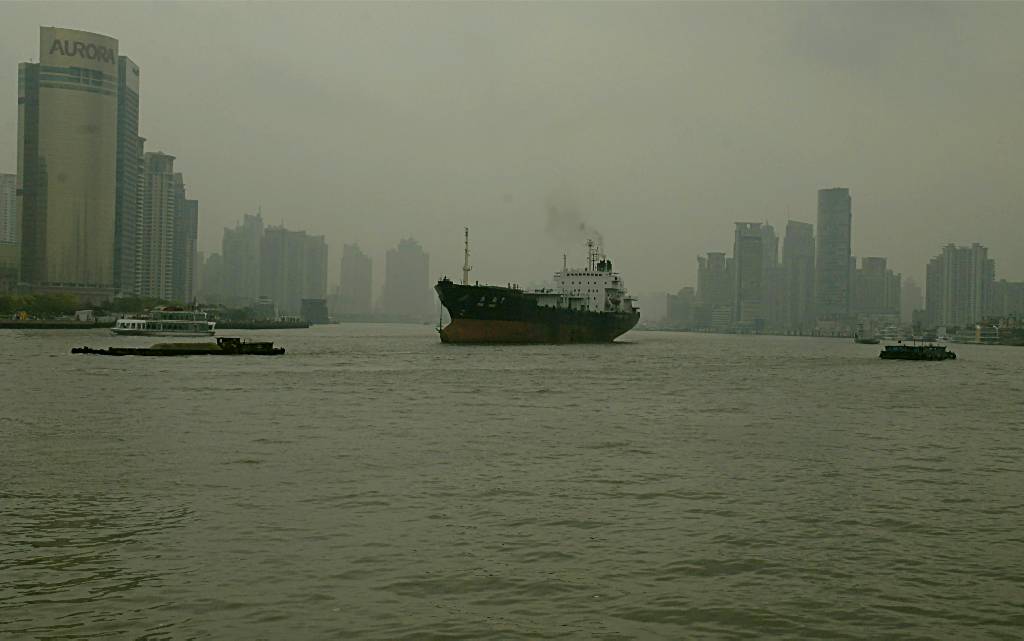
112 307 215 337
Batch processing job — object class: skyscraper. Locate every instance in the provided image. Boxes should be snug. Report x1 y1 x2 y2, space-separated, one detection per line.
733 222 765 326
815 187 853 321
172 191 198 303
137 152 177 299
760 222 781 328
852 257 900 318
925 243 995 328
260 226 328 315
380 238 432 321
0 174 16 244
697 252 732 307
782 220 815 332
696 251 733 328
114 56 141 296
0 174 16 293
18 27 120 301
221 212 264 306
338 243 372 316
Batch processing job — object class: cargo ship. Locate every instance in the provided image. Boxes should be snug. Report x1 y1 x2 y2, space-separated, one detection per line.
435 230 639 344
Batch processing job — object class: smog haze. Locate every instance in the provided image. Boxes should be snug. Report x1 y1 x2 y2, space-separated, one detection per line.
2 1 1022 291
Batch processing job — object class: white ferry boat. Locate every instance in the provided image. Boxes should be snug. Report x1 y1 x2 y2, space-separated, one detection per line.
111 307 215 337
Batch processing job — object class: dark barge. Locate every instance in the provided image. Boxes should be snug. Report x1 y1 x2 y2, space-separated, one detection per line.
72 337 285 356
879 342 956 361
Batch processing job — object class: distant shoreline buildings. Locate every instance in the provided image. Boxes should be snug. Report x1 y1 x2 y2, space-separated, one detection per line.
665 187 1022 334
2 26 1019 330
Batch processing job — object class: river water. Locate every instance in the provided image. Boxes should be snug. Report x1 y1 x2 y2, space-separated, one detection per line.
1 325 1022 639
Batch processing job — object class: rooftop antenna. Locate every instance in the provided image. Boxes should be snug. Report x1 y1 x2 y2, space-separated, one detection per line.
461 227 472 285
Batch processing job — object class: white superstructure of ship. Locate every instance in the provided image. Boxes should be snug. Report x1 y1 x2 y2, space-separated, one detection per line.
528 240 639 314
111 307 215 337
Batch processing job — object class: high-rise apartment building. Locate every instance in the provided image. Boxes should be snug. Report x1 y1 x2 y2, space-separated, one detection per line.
0 173 16 292
221 212 264 306
0 173 16 244
18 27 120 301
782 220 815 332
697 252 732 308
380 238 432 320
172 191 198 303
852 257 900 318
760 222 782 328
990 280 1024 318
338 243 373 316
259 226 328 315
925 243 995 328
733 222 765 326
666 287 696 328
114 56 141 296
137 152 177 299
815 187 853 321
696 251 733 329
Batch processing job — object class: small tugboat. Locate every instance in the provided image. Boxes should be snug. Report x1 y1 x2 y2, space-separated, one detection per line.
72 337 284 356
879 341 956 361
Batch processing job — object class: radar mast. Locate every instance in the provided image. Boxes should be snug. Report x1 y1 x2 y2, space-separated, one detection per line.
462 227 472 285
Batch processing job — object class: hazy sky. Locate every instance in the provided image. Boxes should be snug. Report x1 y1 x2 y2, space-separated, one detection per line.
2 2 1022 293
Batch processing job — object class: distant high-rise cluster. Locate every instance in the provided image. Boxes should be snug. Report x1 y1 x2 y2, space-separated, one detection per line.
13 27 199 303
196 211 329 317
672 186 1022 333
678 187 904 334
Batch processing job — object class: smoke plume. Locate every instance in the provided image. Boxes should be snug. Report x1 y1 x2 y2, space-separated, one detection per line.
544 190 604 250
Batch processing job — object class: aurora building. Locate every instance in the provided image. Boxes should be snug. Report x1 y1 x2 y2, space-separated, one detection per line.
18 27 121 301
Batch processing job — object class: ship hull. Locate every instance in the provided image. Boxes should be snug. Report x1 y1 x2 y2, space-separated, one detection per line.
435 281 639 344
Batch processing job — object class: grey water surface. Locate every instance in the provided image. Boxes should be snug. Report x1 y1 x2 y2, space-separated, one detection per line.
1 325 1022 640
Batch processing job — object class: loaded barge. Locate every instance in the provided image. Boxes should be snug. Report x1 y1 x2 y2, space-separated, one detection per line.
879 342 956 361
72 337 285 356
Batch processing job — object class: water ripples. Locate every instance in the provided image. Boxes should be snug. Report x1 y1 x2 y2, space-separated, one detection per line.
1 326 1023 638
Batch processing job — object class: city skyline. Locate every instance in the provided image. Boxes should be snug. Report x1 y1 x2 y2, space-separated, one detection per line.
1 3 1023 292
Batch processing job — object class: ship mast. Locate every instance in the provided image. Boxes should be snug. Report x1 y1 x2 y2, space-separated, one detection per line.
462 227 472 285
